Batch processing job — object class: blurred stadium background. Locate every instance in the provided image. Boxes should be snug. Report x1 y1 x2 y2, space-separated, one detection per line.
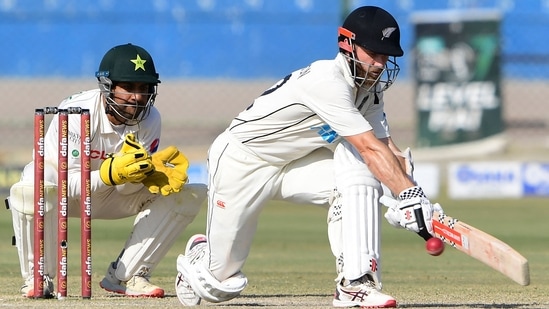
0 0 548 197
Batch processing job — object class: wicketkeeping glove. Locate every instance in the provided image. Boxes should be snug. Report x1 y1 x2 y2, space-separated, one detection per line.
142 146 189 196
142 171 172 196
99 134 154 186
119 133 147 154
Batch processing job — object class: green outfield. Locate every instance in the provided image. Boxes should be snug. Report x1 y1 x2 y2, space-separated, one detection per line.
0 197 548 308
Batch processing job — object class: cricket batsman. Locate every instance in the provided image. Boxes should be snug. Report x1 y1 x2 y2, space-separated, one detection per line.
174 6 442 308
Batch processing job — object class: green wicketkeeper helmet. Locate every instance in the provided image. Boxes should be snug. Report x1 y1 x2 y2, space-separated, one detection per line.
96 43 160 84
95 43 160 126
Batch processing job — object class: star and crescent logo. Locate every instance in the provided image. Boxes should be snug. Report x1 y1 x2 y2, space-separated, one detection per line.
130 54 147 71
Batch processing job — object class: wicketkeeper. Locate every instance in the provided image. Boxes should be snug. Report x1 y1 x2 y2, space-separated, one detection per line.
7 43 207 298
175 6 442 308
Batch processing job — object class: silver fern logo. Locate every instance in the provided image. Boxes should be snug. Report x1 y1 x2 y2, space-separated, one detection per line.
381 27 396 40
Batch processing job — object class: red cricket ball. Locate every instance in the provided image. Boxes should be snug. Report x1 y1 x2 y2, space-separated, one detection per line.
426 237 445 256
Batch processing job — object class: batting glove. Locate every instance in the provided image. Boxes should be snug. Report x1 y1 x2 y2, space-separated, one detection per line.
383 186 443 238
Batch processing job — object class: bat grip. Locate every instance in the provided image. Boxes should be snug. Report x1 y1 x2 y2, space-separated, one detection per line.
414 205 432 241
379 195 432 241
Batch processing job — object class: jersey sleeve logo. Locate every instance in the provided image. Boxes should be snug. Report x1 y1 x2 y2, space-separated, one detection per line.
311 124 338 143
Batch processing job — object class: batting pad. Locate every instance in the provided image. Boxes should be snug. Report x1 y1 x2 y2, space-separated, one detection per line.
114 184 206 281
9 180 58 279
176 253 247 303
341 184 382 283
333 140 383 285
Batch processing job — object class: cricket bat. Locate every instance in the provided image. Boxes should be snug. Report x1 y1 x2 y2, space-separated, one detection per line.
432 210 530 286
380 196 530 286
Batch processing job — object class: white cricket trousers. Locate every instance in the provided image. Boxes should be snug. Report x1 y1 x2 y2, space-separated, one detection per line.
205 130 335 281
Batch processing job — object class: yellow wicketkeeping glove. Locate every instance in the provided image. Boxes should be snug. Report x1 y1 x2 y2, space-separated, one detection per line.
142 171 172 196
99 134 154 186
119 133 147 154
142 146 189 196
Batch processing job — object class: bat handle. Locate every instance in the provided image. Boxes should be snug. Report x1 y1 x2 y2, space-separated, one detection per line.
380 195 433 241
413 205 433 241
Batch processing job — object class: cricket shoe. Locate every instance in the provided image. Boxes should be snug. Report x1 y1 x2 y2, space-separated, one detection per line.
20 275 55 298
333 276 397 308
175 234 207 306
99 262 164 297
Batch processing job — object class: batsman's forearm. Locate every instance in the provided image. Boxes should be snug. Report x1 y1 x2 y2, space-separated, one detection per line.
364 149 415 196
346 133 415 196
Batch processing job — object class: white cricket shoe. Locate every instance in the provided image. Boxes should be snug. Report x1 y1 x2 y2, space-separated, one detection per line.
99 262 164 297
333 276 397 308
175 234 207 306
20 275 55 298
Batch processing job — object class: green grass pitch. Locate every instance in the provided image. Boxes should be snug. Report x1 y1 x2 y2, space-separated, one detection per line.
0 197 548 308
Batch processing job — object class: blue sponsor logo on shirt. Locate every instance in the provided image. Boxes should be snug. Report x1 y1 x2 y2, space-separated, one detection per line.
311 124 338 143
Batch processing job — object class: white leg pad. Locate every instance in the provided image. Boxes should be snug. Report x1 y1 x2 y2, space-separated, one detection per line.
332 141 383 287
176 253 247 303
113 184 207 281
9 180 58 279
327 189 343 273
341 184 382 285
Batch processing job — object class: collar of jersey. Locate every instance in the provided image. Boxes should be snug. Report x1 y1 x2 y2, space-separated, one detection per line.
335 53 356 88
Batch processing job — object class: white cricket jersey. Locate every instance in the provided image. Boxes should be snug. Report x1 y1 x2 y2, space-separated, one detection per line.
39 89 162 195
228 53 390 164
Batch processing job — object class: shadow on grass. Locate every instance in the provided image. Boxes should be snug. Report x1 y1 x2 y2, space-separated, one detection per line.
194 294 539 309
390 303 535 308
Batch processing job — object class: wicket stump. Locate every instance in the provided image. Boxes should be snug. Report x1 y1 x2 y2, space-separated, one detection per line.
33 107 92 299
